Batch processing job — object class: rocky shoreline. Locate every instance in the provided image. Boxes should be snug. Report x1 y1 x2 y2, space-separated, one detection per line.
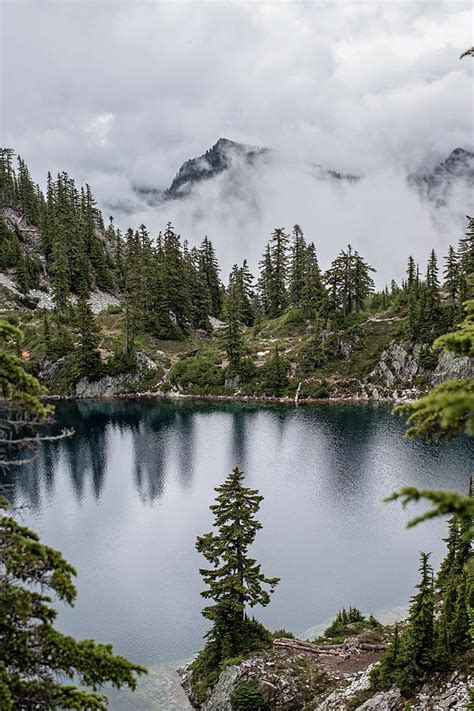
178 637 473 710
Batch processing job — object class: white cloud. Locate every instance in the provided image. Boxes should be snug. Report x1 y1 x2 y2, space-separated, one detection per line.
1 0 472 284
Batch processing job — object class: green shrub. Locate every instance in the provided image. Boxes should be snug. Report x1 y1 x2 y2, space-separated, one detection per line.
230 681 266 710
104 304 123 315
258 348 289 396
170 355 225 390
106 350 138 376
418 346 439 371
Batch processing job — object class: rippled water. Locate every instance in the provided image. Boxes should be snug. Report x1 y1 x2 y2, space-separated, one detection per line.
3 399 472 709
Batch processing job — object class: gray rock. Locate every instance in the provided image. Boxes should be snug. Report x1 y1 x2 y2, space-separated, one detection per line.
201 665 240 711
356 688 402 710
432 351 474 384
75 373 140 398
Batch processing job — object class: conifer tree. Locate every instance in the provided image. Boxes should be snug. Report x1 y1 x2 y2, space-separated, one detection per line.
0 148 17 208
458 216 474 303
195 468 279 660
289 224 307 308
301 242 325 318
221 281 244 371
199 236 223 317
268 228 289 316
257 244 273 316
76 296 102 379
0 319 146 709
375 552 435 692
188 247 212 331
161 223 191 333
444 246 459 314
261 347 289 396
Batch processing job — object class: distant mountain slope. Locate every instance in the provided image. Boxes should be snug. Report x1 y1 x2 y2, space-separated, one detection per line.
135 140 472 209
409 147 474 207
165 138 268 199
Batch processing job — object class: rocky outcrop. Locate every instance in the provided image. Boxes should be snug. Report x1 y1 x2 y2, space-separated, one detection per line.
433 350 474 384
75 372 141 398
369 342 424 387
361 340 473 402
181 642 473 710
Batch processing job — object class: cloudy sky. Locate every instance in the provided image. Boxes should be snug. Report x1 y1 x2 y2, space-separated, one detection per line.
1 0 473 283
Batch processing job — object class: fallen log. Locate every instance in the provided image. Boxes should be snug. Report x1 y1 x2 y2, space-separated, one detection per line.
273 638 386 656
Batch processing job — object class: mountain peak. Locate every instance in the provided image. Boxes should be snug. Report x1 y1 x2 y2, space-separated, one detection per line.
165 138 267 199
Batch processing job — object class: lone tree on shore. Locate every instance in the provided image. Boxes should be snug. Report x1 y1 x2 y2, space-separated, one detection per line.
196 467 279 662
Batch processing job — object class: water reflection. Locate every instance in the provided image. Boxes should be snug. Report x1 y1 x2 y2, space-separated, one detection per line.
1 400 471 515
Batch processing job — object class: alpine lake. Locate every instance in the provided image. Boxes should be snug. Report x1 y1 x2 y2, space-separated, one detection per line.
4 399 472 709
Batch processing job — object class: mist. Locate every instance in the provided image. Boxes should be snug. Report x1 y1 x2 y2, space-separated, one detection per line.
107 150 472 288
1 0 472 287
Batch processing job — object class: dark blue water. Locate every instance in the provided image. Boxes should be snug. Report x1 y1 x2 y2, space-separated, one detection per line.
3 400 472 709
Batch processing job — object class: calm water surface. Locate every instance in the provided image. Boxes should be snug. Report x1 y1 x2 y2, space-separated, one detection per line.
3 400 472 709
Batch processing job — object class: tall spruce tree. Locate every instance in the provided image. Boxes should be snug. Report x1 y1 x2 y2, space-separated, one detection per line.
76 296 102 379
195 468 279 661
375 552 435 692
289 224 307 308
199 236 223 318
268 228 289 317
221 279 244 371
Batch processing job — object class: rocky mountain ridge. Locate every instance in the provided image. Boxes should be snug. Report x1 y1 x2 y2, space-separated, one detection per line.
133 139 473 206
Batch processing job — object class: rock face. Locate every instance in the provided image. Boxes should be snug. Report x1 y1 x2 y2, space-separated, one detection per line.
433 350 474 384
75 372 141 398
317 663 378 710
360 339 473 402
409 147 474 207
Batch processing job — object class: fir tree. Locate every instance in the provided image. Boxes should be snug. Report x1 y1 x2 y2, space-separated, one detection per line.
221 280 244 371
76 296 102 379
375 552 435 692
261 347 289 396
289 224 307 308
195 468 279 660
0 319 146 708
268 228 289 316
444 246 459 314
301 242 325 318
199 236 223 317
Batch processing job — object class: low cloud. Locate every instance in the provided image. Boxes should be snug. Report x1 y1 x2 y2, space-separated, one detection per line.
1 0 472 285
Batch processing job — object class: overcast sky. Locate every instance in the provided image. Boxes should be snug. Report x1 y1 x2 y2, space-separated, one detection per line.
1 0 473 283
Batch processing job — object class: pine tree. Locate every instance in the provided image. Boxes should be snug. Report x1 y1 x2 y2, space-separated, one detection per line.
289 224 307 308
257 244 273 316
76 296 102 379
221 280 244 371
161 223 191 333
50 223 70 312
0 148 17 208
375 552 435 692
199 236 223 317
188 247 212 331
261 347 289 396
458 216 474 303
195 468 279 660
268 228 289 317
301 242 325 318
0 318 146 708
444 246 459 314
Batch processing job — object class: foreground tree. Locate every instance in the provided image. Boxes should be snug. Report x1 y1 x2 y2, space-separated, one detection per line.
375 553 435 692
0 319 146 708
192 469 279 694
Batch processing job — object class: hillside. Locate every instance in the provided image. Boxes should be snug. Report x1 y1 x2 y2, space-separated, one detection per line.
0 149 473 402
